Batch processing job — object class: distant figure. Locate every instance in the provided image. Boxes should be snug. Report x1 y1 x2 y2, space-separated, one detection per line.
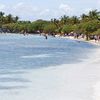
41 33 48 39
77 41 80 43
44 34 48 39
94 35 98 42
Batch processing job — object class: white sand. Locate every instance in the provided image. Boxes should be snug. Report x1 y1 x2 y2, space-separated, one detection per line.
0 48 100 100
61 36 100 46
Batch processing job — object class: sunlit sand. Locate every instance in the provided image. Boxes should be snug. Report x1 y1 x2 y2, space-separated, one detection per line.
0 47 100 100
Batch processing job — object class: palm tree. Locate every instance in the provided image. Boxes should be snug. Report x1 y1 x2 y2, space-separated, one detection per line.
70 16 80 24
15 16 19 22
51 18 59 28
0 12 5 24
81 14 89 21
88 9 100 20
60 15 69 25
0 12 5 17
6 14 13 23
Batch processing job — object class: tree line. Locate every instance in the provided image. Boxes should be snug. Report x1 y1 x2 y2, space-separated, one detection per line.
0 9 100 40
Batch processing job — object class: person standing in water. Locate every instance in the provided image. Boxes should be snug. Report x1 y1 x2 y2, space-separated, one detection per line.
41 33 48 39
44 34 48 39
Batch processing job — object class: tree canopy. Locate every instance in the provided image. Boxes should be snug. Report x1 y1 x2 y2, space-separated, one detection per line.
0 9 100 39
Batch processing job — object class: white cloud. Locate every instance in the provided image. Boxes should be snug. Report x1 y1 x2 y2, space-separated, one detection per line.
0 2 50 20
39 9 50 16
0 2 73 20
59 4 72 13
84 8 93 14
13 2 38 15
13 2 23 9
5 2 39 20
97 0 100 4
96 0 100 9
0 4 5 10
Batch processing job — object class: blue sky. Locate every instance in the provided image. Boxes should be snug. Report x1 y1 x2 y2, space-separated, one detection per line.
0 0 100 21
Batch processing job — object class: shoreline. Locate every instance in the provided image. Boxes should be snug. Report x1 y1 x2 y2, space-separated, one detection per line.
27 47 100 100
59 36 100 46
0 33 100 100
1 47 99 100
0 33 100 46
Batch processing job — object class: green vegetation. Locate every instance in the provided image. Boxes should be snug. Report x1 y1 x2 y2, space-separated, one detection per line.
0 9 100 40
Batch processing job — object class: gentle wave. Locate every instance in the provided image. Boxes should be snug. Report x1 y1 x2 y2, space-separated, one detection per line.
21 54 51 59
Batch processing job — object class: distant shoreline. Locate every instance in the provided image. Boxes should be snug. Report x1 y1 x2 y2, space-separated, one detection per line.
0 32 100 46
57 35 100 46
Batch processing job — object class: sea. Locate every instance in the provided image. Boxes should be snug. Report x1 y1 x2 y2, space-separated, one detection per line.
0 33 98 100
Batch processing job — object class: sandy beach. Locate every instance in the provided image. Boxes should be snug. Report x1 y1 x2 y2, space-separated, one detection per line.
60 35 100 46
0 45 100 100
0 0 100 99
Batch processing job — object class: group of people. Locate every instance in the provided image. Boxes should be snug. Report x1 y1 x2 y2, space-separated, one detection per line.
64 32 100 42
93 35 100 42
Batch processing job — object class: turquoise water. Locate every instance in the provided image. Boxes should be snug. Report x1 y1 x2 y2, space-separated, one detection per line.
0 34 96 70
0 34 97 91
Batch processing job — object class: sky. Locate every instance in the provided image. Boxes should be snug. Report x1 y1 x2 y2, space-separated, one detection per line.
0 0 100 21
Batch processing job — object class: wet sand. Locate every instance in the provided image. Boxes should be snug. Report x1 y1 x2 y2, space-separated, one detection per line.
0 47 100 100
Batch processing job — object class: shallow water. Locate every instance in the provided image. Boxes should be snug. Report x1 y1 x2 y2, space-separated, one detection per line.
0 33 98 100
0 34 97 69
